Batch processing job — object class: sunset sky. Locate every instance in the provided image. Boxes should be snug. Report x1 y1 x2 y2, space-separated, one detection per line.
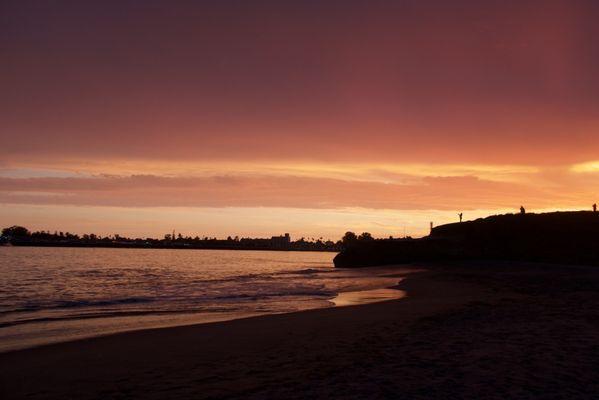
1 0 599 239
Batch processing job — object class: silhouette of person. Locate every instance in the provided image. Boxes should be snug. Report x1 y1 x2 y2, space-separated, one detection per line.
594 204 597 212
459 213 463 222
520 206 526 215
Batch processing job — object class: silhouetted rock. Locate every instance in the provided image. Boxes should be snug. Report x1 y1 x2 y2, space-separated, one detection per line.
334 211 599 267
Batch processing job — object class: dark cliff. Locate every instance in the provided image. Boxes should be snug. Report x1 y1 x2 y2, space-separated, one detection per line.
334 211 599 268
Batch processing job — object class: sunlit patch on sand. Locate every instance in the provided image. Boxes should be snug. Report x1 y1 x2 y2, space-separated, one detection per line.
331 288 406 307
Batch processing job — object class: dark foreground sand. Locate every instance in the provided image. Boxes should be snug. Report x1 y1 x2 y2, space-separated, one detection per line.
1 262 599 399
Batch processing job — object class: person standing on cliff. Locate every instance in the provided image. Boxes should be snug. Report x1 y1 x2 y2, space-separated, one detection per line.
520 206 526 215
459 213 463 222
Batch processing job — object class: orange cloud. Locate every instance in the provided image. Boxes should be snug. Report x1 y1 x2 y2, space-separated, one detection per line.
0 173 586 211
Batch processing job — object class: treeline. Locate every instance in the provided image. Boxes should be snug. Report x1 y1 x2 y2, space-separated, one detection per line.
0 226 387 252
0 226 381 252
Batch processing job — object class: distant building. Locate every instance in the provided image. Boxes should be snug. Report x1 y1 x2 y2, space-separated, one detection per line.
271 233 291 248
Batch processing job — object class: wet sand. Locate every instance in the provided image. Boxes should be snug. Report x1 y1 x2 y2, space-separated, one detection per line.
1 262 599 399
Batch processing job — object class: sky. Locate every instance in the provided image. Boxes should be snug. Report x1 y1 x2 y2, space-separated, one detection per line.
1 0 599 239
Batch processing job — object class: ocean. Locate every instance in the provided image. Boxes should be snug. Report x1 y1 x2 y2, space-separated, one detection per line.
0 247 406 352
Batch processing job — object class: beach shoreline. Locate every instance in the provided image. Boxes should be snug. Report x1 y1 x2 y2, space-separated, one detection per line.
0 279 409 354
2 261 599 399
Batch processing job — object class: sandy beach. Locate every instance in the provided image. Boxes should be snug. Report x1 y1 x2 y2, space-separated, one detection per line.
2 262 599 399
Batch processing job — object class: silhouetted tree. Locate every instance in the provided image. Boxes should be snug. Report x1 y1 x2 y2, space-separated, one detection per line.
1 226 30 238
342 231 358 247
358 232 374 241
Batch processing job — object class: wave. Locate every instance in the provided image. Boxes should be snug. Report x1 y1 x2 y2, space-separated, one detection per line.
0 297 155 315
213 290 335 301
0 289 336 328
0 306 237 329
55 297 154 308
184 267 331 285
0 287 334 317
287 268 331 275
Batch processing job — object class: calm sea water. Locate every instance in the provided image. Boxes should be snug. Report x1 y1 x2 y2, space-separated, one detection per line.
0 247 406 352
